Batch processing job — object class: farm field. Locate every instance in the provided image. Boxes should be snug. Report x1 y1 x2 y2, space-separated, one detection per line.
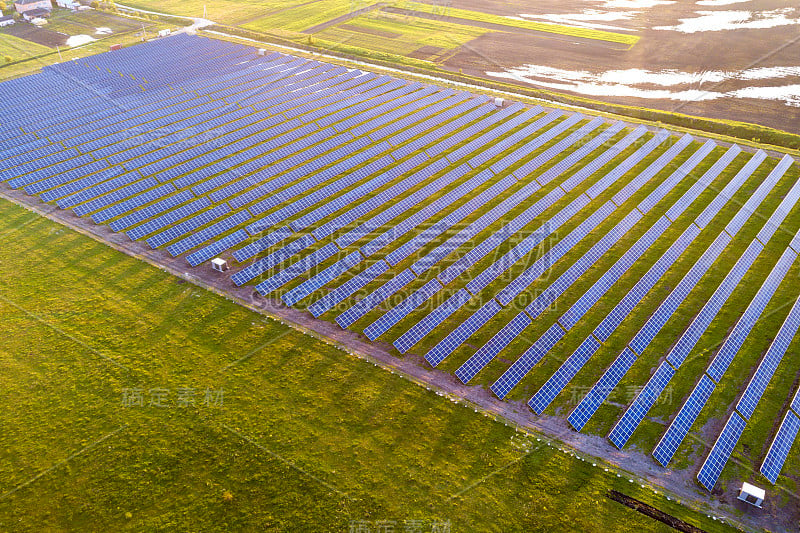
0 8 169 79
0 33 799 531
0 32 51 63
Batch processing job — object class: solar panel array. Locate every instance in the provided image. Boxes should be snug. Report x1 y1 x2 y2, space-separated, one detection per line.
4 33 800 495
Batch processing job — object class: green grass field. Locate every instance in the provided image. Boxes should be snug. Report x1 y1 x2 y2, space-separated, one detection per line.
0 198 741 532
314 11 487 57
0 34 52 63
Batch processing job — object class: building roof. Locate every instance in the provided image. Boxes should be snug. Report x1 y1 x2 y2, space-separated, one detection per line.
0 15 14 20
16 0 50 4
24 6 50 16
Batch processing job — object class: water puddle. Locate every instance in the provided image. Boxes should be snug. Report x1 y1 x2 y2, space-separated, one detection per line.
486 64 800 107
654 8 800 32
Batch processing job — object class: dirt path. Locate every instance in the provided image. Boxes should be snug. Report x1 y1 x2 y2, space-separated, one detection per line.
302 2 387 34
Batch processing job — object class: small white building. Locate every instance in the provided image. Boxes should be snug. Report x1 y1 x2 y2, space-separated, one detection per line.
0 15 15 26
55 0 80 8
211 258 228 272
737 482 765 508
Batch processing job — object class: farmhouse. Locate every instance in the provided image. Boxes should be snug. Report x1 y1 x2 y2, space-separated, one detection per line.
14 0 52 14
22 6 50 20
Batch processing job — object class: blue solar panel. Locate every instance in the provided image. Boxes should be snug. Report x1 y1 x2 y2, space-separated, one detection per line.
308 260 389 318
594 223 700 342
231 227 294 263
38 166 127 203
255 242 339 296
707 246 796 382
167 209 252 257
760 410 800 484
568 348 637 431
147 203 231 249
506 209 639 310
489 113 585 175
455 311 531 383
528 335 601 415
607 361 676 449
231 234 316 286
559 216 671 331
336 269 416 329
667 239 763 368
635 140 716 214
628 232 732 356
470 193 591 289
662 147 741 220
726 154 792 238
652 375 716 467
282 250 363 307
372 171 507 263
759 160 800 245
559 126 648 192
491 322 565 399
467 110 562 168
736 290 800 419
186 229 250 267
91 183 177 224
74 178 159 217
474 197 611 297
341 166 501 252
416 180 549 278
792 386 800 414
425 300 502 367
697 412 746 491
410 179 544 276
363 277 443 341
393 289 471 353
692 150 766 228
127 197 211 241
109 190 194 232
601 132 686 205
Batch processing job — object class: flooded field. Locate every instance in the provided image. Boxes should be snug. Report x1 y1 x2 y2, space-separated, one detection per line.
440 0 800 132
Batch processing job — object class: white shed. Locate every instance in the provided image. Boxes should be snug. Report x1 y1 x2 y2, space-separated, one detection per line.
211 258 228 272
737 482 765 508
